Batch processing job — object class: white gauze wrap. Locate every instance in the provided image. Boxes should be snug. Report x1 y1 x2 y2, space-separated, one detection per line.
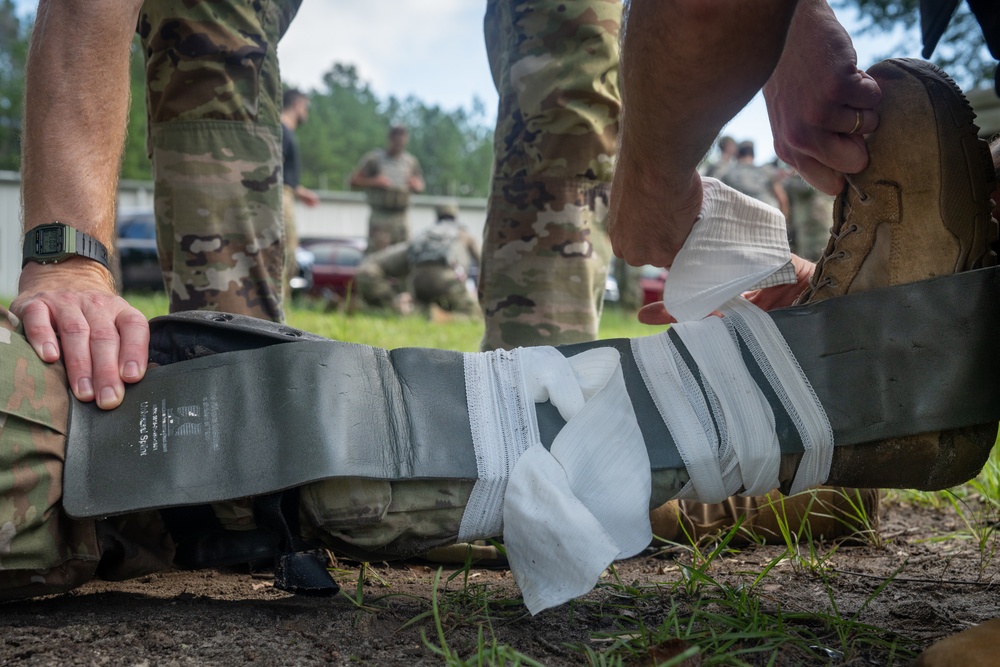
631 298 833 503
461 346 651 615
635 177 832 501
662 177 798 323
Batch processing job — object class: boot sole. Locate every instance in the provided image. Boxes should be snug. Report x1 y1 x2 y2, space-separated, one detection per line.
884 59 998 271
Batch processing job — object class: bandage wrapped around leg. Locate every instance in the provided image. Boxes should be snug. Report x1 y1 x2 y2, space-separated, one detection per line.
62 265 1000 611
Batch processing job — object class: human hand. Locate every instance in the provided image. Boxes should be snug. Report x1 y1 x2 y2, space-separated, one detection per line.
297 186 320 207
11 261 149 410
408 175 425 193
637 254 816 325
741 254 816 310
608 166 703 269
763 0 881 195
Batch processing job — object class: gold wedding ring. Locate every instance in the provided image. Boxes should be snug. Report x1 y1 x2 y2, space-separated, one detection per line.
849 109 863 135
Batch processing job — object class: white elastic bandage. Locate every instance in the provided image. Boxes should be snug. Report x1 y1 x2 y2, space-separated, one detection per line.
461 346 651 614
632 299 832 503
662 178 798 323
721 299 834 493
459 348 538 542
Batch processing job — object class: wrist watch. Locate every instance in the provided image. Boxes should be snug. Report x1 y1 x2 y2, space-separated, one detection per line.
22 222 111 271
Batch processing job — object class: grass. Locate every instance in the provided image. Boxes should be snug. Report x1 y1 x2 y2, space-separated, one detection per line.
123 291 658 349
117 292 1000 664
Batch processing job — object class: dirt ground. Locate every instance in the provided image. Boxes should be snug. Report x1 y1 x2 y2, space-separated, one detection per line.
1 500 997 667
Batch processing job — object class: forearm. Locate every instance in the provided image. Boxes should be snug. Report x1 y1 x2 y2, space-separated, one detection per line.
617 0 798 194
21 0 142 253
349 173 378 189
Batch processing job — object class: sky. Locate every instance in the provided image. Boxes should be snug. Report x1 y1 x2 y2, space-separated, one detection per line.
275 2 917 163
13 1 921 163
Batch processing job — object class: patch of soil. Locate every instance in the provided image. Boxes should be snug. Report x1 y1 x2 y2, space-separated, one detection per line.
1 501 997 666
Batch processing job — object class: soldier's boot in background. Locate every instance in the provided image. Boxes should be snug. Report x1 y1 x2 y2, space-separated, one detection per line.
798 58 999 491
650 488 880 547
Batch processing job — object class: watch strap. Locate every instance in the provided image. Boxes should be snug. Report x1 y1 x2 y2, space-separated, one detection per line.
72 227 111 270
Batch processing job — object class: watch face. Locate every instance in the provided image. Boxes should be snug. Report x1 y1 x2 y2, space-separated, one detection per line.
38 228 65 255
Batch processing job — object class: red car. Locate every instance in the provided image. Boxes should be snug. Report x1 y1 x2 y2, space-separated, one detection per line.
298 237 367 298
639 265 668 307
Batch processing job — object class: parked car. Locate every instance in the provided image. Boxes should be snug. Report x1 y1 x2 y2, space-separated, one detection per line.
603 273 621 303
114 208 162 292
298 237 367 299
639 264 668 306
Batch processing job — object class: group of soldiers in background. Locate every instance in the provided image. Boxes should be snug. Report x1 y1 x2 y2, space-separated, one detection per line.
701 135 833 262
353 202 481 317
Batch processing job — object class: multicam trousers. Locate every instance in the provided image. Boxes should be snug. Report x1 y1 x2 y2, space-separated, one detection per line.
479 0 622 351
138 0 303 322
0 306 475 601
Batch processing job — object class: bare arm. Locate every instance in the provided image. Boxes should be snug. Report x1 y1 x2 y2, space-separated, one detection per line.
349 155 391 189
294 185 319 207
772 180 790 219
12 0 147 410
608 0 799 268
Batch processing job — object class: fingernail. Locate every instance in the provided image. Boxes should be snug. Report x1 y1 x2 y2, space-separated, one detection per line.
42 342 59 360
77 377 94 400
98 386 118 408
123 361 140 380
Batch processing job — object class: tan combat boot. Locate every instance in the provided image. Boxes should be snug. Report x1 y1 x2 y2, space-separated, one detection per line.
799 58 998 491
651 58 998 546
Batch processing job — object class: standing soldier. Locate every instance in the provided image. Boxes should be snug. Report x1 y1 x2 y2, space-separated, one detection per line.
350 126 425 254
280 88 320 301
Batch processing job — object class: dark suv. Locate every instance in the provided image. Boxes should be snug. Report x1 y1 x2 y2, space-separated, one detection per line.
114 209 162 292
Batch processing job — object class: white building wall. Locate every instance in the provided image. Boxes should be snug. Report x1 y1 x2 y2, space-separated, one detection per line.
0 170 486 299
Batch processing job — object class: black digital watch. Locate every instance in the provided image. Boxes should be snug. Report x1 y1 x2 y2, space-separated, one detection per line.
22 222 111 271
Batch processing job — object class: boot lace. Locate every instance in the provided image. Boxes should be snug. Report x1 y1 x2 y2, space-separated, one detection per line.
799 177 871 300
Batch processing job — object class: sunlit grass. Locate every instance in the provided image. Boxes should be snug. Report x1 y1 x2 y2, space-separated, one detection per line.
122 292 656 351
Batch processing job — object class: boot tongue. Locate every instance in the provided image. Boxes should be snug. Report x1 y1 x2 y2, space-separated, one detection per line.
662 178 796 322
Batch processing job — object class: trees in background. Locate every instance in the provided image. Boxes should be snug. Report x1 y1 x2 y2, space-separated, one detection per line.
0 2 994 187
117 59 497 197
835 0 993 90
292 63 495 198
0 9 495 197
0 0 28 173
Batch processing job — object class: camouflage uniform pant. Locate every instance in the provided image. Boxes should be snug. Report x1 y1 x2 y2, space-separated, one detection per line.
411 265 480 316
479 0 621 351
0 304 878 601
282 185 299 302
355 242 411 309
139 0 304 322
0 305 475 601
367 209 410 255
